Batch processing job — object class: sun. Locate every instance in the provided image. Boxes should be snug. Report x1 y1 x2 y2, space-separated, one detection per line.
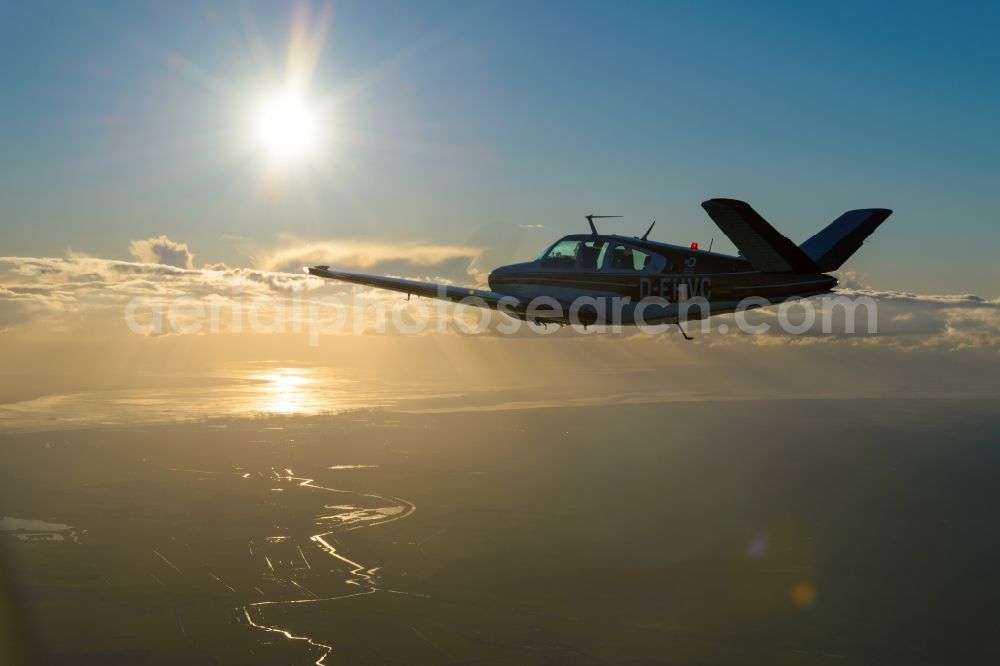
250 88 322 166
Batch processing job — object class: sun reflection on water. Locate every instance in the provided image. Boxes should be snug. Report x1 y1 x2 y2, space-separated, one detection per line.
0 364 466 430
252 368 318 415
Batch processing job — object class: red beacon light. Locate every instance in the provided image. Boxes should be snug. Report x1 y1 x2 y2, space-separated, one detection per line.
690 242 699 251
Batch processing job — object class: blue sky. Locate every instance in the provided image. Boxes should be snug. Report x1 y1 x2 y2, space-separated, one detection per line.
2 1 999 294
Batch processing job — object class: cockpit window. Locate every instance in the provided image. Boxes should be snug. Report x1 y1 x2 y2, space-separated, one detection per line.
607 244 664 272
537 239 663 272
579 240 609 270
539 239 581 269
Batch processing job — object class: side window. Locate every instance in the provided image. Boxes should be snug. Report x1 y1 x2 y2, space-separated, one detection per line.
540 240 581 269
579 240 609 271
607 244 664 272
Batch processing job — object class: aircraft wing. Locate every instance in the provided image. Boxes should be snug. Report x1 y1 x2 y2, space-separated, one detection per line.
305 266 521 310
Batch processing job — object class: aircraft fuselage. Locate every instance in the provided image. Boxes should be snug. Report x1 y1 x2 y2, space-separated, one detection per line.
487 233 837 324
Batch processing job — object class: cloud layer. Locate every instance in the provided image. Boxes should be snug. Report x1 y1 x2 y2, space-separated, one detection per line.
1 237 998 349
249 237 484 283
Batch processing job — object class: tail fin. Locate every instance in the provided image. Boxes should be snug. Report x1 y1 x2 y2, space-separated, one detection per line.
800 208 892 271
701 198 820 273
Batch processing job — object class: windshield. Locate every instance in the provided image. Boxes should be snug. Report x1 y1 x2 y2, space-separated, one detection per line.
539 239 580 268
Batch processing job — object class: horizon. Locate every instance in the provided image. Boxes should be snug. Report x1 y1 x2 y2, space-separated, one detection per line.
2 3 1000 665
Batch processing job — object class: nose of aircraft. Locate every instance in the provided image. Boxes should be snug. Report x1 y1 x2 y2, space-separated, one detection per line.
487 261 534 292
487 263 512 291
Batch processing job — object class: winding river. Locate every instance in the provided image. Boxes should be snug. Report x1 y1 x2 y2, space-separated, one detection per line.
240 468 418 665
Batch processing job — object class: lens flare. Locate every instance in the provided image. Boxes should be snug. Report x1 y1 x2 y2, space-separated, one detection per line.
790 581 817 608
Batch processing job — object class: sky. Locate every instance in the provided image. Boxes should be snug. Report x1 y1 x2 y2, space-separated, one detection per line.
4 9 1000 665
1 1 999 417
2 1 999 291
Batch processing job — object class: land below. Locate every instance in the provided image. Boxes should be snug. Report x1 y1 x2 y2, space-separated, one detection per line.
2 399 999 664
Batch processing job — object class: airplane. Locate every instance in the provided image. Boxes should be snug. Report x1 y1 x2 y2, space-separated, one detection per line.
306 198 891 338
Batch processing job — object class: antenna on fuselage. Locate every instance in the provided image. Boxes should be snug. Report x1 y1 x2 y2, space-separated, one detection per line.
585 214 622 235
640 220 656 240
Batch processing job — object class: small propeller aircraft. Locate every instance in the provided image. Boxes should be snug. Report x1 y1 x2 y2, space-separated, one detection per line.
307 198 891 338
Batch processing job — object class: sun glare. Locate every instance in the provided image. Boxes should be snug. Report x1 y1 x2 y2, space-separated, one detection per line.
254 368 315 414
251 89 321 166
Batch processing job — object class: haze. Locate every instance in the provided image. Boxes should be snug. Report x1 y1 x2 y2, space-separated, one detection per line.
1 2 999 665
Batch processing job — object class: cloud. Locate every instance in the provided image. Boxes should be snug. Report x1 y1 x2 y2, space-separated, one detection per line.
0 254 320 333
688 287 1000 350
128 235 194 269
0 234 495 336
1 238 999 349
249 237 483 282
